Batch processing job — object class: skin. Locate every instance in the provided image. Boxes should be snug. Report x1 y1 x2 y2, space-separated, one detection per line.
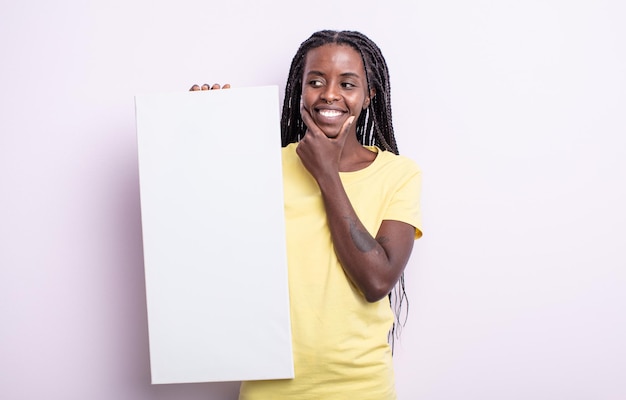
297 44 415 302
190 44 415 302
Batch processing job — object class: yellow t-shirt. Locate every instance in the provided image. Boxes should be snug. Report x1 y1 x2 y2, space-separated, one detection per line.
239 144 422 400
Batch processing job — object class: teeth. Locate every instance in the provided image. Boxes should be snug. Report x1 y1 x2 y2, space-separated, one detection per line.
319 110 343 117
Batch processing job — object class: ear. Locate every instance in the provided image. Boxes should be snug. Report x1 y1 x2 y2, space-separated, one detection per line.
363 88 376 109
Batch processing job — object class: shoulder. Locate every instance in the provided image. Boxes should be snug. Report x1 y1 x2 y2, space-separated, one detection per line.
281 142 299 158
281 143 311 182
371 147 421 178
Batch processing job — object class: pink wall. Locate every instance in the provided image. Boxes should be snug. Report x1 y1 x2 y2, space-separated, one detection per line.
2 1 625 399
0 2 238 398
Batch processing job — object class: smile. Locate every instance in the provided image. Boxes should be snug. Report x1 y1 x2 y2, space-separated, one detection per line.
317 109 344 118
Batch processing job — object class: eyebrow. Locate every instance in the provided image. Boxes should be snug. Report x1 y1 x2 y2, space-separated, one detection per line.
306 70 362 79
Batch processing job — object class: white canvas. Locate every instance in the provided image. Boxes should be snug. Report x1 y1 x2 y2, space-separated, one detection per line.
135 86 293 384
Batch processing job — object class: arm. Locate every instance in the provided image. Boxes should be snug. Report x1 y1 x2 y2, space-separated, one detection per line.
318 176 415 302
297 107 416 302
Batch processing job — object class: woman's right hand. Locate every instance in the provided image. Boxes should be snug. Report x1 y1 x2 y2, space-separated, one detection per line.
189 83 231 91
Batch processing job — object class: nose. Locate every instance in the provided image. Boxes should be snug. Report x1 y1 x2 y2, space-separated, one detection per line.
321 85 340 103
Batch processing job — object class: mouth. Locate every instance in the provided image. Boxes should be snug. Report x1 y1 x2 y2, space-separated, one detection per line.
318 109 344 118
311 107 348 138
314 106 347 122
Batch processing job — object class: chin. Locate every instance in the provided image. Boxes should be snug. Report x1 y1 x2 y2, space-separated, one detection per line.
320 127 341 138
315 120 346 138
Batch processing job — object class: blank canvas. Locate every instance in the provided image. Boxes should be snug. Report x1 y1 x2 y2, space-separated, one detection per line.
135 86 293 384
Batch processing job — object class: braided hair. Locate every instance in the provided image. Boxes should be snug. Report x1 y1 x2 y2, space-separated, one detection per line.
281 30 399 155
281 30 408 346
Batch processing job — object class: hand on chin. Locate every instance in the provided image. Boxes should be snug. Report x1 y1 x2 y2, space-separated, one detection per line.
314 118 347 139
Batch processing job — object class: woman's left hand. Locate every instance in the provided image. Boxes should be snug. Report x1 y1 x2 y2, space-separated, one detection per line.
296 104 355 182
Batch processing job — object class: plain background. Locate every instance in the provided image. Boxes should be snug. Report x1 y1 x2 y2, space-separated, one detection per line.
1 1 624 399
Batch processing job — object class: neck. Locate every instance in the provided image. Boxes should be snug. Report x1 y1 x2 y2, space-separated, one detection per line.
339 138 376 172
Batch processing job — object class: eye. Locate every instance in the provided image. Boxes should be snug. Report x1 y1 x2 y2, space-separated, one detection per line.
308 79 323 87
341 82 356 89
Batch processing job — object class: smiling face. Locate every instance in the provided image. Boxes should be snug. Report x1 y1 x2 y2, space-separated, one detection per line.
301 44 373 138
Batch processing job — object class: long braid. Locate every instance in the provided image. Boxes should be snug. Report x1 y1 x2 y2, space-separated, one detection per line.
281 30 409 348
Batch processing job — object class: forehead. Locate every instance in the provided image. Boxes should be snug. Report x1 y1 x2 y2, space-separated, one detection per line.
304 43 365 74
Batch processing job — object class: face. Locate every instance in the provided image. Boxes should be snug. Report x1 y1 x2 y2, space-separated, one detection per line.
301 44 373 138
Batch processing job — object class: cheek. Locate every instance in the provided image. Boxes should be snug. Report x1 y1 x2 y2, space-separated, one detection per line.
300 89 315 109
354 93 370 111
362 89 371 109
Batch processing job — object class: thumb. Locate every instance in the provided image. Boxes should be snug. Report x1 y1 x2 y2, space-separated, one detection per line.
335 115 356 142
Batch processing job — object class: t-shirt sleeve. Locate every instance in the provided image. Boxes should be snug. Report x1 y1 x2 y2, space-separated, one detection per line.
384 160 423 239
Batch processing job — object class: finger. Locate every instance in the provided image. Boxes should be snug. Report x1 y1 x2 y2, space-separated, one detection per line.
223 83 231 89
335 115 356 141
211 83 221 90
299 104 322 136
190 84 201 91
201 84 211 91
299 104 312 127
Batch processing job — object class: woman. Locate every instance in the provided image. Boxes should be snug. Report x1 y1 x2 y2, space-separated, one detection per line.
192 30 422 400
